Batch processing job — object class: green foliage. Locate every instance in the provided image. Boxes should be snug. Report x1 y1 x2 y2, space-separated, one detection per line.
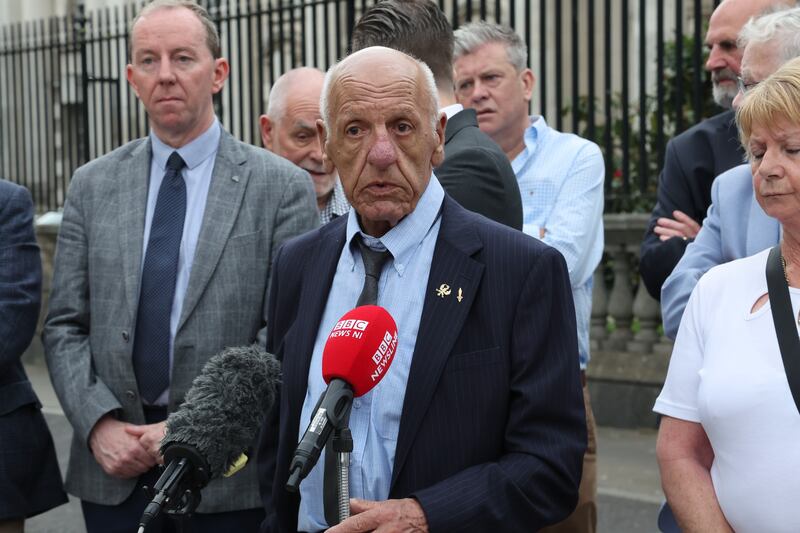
563 34 722 213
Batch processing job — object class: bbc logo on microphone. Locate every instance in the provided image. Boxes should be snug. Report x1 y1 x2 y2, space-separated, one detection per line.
329 318 370 339
370 330 398 381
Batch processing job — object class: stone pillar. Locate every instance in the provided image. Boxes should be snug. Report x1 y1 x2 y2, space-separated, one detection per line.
22 212 61 365
590 261 608 352
603 244 634 351
627 278 661 354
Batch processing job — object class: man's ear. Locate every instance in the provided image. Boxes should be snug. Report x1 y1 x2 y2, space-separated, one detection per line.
260 114 274 150
431 111 447 168
521 68 535 102
126 64 140 99
211 57 230 94
316 118 335 174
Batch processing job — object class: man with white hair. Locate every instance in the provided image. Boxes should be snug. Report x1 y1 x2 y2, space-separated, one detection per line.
638 0 791 301
661 6 800 339
260 67 349 224
257 46 586 532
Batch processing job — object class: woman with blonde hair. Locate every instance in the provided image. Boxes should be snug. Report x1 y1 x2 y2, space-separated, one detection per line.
655 55 800 532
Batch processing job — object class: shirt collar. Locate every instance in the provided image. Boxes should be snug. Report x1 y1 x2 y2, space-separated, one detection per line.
512 115 547 170
440 103 464 119
150 118 221 171
345 175 444 277
320 179 350 224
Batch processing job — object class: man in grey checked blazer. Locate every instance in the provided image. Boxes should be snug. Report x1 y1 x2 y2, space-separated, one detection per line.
42 1 318 531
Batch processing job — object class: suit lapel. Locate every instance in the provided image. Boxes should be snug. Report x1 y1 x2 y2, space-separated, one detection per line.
391 197 485 489
285 220 347 421
119 139 151 322
177 130 248 331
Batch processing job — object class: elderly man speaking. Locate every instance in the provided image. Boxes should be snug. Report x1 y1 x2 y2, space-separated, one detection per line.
257 46 586 532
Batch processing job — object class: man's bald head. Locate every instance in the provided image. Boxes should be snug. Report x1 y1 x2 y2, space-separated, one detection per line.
266 67 325 122
706 0 794 108
320 46 439 133
260 67 336 208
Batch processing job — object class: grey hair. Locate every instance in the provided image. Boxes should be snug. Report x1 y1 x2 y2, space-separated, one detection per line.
738 5 800 64
129 0 221 59
320 50 440 133
266 67 325 121
453 21 528 71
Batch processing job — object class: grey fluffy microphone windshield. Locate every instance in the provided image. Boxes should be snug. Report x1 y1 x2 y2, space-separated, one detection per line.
161 344 281 478
138 344 280 531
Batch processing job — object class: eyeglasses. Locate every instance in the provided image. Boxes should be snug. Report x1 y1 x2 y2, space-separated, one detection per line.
736 76 759 95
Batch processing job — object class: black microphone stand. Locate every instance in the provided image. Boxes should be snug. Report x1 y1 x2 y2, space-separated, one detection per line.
285 380 354 525
138 444 209 532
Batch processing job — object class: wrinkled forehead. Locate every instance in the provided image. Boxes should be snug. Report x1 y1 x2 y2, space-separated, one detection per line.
328 67 425 120
741 41 781 81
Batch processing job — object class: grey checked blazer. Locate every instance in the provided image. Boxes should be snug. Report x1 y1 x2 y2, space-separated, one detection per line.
43 127 318 511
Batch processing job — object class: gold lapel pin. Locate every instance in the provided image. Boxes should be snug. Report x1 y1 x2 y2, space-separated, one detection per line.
436 283 451 298
457 288 463 303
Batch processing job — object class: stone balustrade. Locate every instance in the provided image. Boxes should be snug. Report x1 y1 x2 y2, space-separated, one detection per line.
588 213 673 428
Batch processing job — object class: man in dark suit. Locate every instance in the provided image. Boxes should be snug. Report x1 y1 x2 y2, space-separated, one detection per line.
0 179 67 532
43 2 318 532
349 0 522 231
257 46 585 532
638 0 788 300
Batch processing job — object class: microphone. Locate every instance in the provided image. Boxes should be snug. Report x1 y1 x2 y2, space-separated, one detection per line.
137 344 281 532
285 305 398 491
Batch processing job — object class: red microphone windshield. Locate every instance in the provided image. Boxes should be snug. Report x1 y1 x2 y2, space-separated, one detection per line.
322 305 398 398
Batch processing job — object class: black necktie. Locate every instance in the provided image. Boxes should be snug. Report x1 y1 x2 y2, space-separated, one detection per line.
356 239 392 306
323 238 392 525
132 151 187 404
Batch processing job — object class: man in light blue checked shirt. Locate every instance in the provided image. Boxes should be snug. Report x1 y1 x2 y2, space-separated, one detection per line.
454 21 604 533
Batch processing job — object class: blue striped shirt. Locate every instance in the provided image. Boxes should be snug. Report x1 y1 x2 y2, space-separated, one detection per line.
511 116 604 367
297 176 445 531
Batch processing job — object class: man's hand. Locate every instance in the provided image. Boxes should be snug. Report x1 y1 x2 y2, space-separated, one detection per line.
539 227 547 239
89 415 158 478
327 498 429 533
654 210 701 241
125 421 168 464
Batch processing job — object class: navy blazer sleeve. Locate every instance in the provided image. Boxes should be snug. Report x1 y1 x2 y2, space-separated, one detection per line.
639 111 743 300
0 182 41 370
411 246 586 530
639 140 694 300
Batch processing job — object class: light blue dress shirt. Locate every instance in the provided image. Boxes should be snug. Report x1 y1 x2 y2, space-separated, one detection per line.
141 119 220 405
297 176 445 531
512 116 604 368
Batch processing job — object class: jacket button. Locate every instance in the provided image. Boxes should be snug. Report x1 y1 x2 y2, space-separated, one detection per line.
122 331 130 342
125 390 137 401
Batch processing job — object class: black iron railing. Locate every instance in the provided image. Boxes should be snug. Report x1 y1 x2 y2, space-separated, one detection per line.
0 0 721 213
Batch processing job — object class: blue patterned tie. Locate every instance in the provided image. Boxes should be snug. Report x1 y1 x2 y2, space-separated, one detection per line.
132 151 187 404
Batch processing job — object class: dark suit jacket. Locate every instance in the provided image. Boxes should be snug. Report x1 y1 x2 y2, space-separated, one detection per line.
0 179 67 520
437 108 523 230
258 196 586 532
639 110 744 299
